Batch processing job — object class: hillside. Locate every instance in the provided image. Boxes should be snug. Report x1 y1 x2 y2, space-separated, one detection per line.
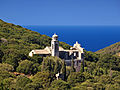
96 42 120 56
0 19 71 49
0 19 71 67
1 19 120 90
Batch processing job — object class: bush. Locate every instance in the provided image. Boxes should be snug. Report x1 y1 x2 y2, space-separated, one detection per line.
0 63 14 72
49 80 70 90
0 70 15 80
16 75 32 89
0 50 4 62
32 71 54 88
24 82 43 90
67 72 85 86
16 60 34 74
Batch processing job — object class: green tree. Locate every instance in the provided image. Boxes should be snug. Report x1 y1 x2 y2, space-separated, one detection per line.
16 75 32 89
0 70 15 80
105 83 120 90
59 42 71 49
49 80 70 90
2 51 19 69
16 60 34 74
0 49 4 63
32 71 54 88
97 54 120 71
41 56 63 74
2 78 15 90
30 55 43 64
0 70 15 90
0 63 14 72
93 83 105 90
84 51 99 62
67 72 85 86
70 59 75 72
80 61 84 73
24 83 43 90
61 60 67 81
32 63 40 75
98 75 112 84
93 67 104 76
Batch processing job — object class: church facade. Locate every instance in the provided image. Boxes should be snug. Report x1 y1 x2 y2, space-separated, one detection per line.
29 34 84 69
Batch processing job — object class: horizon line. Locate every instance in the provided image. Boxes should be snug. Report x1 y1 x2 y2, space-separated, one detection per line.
21 24 120 26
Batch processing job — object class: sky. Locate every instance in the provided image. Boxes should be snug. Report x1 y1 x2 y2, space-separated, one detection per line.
0 0 120 25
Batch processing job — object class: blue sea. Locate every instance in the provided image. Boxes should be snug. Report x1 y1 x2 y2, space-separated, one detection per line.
23 25 120 52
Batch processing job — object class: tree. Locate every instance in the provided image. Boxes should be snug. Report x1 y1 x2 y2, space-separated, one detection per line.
93 67 104 76
98 75 112 84
2 52 19 69
59 42 71 49
32 71 54 88
30 55 43 64
66 66 71 79
61 60 67 81
41 56 63 74
67 72 85 86
80 80 93 88
24 83 43 90
16 75 32 89
87 62 96 75
16 60 34 74
70 59 75 73
2 78 16 90
0 63 14 72
0 70 15 80
105 83 120 90
32 63 40 75
2 49 28 69
0 49 4 63
0 70 15 89
97 54 120 71
93 83 105 90
80 61 84 73
49 80 70 90
84 51 99 62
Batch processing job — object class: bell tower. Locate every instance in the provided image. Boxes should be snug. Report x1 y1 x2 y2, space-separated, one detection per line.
51 34 59 57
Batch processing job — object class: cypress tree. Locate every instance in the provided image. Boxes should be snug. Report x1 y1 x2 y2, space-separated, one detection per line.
62 60 67 81
70 59 76 72
80 61 84 73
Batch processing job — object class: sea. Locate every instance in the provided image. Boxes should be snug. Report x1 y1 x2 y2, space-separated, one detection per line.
23 25 120 52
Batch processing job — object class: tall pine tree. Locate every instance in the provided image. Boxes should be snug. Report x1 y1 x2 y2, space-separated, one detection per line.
70 59 76 72
62 60 67 81
80 60 84 73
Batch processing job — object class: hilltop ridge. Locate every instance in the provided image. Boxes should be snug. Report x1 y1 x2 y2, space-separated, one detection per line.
0 19 71 49
96 41 120 56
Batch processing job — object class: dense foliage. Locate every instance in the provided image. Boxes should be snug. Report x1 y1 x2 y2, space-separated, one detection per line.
41 56 63 74
96 41 120 56
0 19 120 89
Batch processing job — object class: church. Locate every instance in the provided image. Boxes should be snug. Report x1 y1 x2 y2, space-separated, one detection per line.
29 34 84 69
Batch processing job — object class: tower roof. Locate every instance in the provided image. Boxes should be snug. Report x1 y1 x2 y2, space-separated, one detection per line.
74 41 81 47
52 33 58 38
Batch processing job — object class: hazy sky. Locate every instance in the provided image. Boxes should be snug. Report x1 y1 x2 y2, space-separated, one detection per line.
0 0 120 25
